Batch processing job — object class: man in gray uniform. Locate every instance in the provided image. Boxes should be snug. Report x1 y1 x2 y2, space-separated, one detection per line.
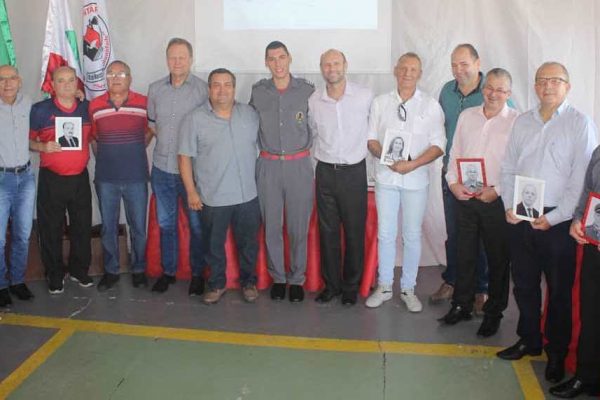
179 68 261 305
250 41 315 302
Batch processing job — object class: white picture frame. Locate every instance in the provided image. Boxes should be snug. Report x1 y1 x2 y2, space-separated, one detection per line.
55 117 82 151
380 129 412 166
513 175 545 222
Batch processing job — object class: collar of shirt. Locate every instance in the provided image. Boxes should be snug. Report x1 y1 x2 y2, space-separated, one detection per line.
391 87 423 105
205 100 239 119
318 81 356 102
534 100 569 123
452 72 484 98
0 92 23 108
168 73 194 88
108 92 131 110
264 74 302 92
480 102 512 120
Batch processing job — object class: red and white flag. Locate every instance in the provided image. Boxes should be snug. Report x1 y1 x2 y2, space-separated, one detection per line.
82 0 114 99
40 0 83 96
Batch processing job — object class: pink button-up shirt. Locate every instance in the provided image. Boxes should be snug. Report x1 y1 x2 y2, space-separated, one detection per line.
446 104 519 196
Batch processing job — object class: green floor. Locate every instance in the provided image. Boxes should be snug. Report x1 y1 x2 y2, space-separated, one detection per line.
9 331 524 400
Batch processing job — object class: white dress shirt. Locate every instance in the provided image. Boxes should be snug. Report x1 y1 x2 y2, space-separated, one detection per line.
368 88 446 190
308 81 373 165
501 101 598 226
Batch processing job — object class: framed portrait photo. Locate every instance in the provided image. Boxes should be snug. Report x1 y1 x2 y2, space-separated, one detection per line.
380 129 412 166
457 158 487 195
55 116 82 151
513 175 545 222
581 192 600 245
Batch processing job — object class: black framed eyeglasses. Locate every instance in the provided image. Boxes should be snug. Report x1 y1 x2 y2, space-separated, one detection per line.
397 102 407 122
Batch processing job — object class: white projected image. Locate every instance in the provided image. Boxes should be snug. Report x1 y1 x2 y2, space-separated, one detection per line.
224 0 377 30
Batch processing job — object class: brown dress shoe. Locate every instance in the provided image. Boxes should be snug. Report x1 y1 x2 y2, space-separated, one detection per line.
203 288 227 304
242 285 259 303
429 282 454 304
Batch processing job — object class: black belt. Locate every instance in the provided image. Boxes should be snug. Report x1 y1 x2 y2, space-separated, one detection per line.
0 161 30 173
318 159 365 170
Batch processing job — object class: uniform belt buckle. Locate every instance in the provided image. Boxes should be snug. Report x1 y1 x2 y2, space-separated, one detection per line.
279 154 285 161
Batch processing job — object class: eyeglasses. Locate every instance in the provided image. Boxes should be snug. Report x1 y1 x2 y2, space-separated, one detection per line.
397 102 407 122
483 85 510 95
106 72 129 79
535 77 568 86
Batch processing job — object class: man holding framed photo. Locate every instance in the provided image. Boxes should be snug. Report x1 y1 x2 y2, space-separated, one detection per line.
365 52 445 312
441 68 518 337
498 62 598 386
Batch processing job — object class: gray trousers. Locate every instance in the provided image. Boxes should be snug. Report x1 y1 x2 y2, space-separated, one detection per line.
256 157 314 285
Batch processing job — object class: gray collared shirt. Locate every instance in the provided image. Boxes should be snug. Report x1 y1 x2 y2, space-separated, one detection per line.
148 73 208 174
501 101 598 226
178 102 259 207
249 75 314 154
0 93 31 168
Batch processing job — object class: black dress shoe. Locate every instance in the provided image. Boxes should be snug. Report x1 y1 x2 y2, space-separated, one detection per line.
550 377 600 398
315 289 341 303
0 288 12 307
496 340 542 360
9 283 34 300
288 284 304 302
341 291 357 306
545 355 566 383
477 314 501 337
270 283 286 300
132 272 148 288
152 274 176 293
439 305 472 325
97 273 120 292
188 276 205 296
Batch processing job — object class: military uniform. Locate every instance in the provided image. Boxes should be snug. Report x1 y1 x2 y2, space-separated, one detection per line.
250 76 315 285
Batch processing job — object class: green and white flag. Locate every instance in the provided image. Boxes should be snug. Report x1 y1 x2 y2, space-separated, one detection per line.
0 0 16 66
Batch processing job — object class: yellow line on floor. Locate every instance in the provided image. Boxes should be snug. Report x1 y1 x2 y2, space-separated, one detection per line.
512 359 545 399
1 313 522 358
0 327 74 398
0 313 547 398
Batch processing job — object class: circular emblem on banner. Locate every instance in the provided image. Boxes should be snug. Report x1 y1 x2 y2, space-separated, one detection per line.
83 3 112 93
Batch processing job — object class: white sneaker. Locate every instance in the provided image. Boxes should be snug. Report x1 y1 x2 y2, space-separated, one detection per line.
365 284 393 308
400 288 423 313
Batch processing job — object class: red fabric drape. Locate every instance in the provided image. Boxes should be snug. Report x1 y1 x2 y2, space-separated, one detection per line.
145 192 379 297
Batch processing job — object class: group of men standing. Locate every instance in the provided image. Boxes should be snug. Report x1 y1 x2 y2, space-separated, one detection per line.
1 38 599 397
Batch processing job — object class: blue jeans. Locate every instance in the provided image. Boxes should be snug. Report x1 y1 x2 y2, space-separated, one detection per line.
0 168 35 289
442 174 488 293
375 183 428 290
201 198 260 290
150 166 205 276
95 181 148 274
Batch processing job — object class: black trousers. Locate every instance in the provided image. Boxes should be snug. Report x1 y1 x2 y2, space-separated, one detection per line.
315 160 367 294
576 244 600 385
453 197 509 317
508 215 575 356
201 197 260 290
37 168 92 280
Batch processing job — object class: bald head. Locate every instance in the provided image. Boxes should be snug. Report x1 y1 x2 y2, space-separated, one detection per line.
320 48 347 86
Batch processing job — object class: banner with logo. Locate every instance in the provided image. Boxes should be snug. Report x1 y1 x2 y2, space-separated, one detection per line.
82 0 114 99
0 0 16 66
40 0 83 95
